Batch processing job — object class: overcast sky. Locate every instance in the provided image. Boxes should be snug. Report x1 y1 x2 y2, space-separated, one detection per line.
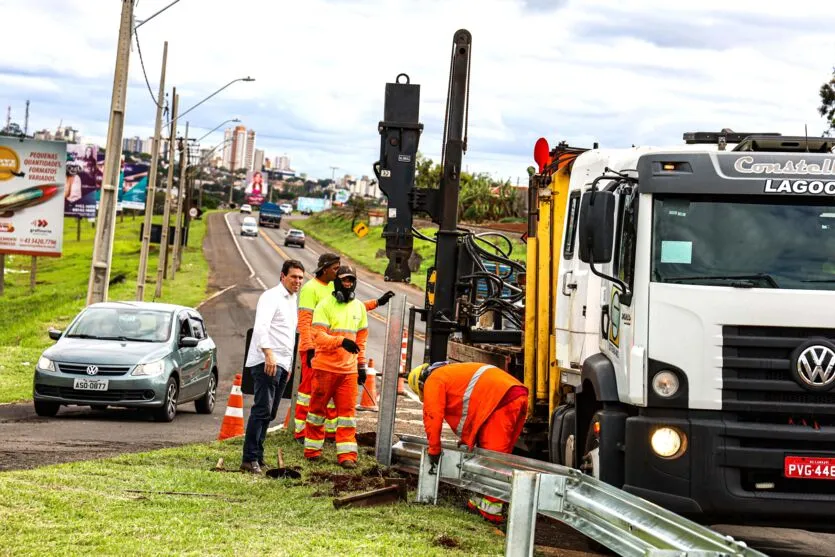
2 0 834 182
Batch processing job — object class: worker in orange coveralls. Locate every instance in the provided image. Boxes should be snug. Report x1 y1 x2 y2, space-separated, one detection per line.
304 265 368 469
295 253 393 443
408 361 528 523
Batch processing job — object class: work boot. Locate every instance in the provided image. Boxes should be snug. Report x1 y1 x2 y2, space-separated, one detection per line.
306 455 322 463
340 460 357 470
258 460 272 471
239 461 263 474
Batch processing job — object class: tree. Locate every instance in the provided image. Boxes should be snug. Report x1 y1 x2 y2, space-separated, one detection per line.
819 67 835 134
347 196 368 230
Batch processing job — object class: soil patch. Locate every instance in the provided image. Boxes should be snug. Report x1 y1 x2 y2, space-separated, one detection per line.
433 534 461 549
356 431 376 447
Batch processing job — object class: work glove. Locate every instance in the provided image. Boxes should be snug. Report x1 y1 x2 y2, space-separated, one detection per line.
305 349 315 368
341 338 360 354
377 291 395 307
428 451 442 475
357 366 367 385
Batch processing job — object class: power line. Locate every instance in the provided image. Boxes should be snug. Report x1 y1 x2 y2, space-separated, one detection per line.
134 27 162 109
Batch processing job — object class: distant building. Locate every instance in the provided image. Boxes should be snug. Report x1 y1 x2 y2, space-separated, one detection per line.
231 125 247 170
55 125 79 143
222 127 234 169
33 129 53 141
245 130 256 171
264 157 272 169
253 148 264 172
277 155 291 171
122 136 143 153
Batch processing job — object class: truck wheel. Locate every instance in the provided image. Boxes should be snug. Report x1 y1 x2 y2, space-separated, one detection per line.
549 405 576 466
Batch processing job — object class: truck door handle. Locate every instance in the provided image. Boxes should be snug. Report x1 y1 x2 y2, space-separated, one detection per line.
562 271 577 296
601 304 609 337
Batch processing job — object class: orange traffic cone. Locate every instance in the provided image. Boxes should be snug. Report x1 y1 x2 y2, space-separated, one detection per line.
397 328 408 395
357 359 378 412
218 373 245 440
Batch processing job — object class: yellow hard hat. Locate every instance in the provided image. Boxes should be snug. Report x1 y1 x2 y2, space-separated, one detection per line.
408 363 429 400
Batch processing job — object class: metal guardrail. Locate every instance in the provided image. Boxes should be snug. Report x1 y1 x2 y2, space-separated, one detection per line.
392 435 768 557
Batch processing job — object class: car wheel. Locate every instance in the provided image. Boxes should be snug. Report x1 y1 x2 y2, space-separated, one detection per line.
195 372 217 414
300 243 305 249
153 377 179 422
284 241 288 246
34 400 60 417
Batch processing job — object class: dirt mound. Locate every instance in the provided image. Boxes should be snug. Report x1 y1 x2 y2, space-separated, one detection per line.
433 534 461 549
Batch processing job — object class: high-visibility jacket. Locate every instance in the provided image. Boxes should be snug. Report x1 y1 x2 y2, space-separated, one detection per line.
422 362 527 456
311 296 368 373
298 278 377 352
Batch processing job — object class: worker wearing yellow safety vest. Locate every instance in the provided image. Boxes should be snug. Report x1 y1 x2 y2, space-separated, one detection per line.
295 253 393 443
304 265 368 468
408 361 529 523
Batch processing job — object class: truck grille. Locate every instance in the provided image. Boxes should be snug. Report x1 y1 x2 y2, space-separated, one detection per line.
35 385 152 402
722 325 835 418
57 362 132 376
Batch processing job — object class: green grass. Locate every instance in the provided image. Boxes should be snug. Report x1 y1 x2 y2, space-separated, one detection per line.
0 213 212 404
294 212 527 291
0 431 504 556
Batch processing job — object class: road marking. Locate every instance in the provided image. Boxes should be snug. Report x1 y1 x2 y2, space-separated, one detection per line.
223 212 266 290
196 284 237 310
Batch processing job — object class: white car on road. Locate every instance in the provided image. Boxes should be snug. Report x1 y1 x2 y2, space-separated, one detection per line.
240 216 258 237
240 204 252 214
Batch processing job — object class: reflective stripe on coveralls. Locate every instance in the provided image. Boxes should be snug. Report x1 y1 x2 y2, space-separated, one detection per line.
455 364 493 437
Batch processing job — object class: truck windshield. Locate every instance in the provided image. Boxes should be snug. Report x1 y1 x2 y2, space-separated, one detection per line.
651 195 835 291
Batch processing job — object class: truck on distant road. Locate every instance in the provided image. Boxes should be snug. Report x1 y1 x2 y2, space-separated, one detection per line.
258 202 282 228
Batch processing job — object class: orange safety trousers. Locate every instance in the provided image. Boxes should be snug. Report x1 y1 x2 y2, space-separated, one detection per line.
294 356 337 440
303 369 358 464
466 395 527 523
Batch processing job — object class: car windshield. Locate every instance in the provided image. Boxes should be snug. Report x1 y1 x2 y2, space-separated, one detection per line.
243 218 256 225
652 195 835 290
289 230 303 236
65 307 173 342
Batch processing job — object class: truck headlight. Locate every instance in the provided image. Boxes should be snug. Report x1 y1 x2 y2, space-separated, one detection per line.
650 427 686 459
132 360 165 377
37 356 55 372
652 370 680 398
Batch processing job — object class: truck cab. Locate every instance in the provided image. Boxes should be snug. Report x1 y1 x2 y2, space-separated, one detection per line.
552 133 835 525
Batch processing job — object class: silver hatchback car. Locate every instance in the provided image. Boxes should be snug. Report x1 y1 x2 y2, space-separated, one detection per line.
33 302 219 422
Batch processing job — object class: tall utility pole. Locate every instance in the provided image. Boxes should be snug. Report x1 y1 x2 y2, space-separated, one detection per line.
170 122 189 278
86 0 134 305
136 41 168 301
154 90 178 299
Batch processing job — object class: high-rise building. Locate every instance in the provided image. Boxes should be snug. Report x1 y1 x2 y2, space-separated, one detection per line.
277 155 291 171
122 136 143 152
231 125 247 170
221 128 234 169
245 130 256 171
264 157 272 169
253 148 265 172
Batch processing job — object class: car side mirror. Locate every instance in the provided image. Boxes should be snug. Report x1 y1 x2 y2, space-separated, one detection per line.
179 336 199 348
578 190 616 264
48 328 62 341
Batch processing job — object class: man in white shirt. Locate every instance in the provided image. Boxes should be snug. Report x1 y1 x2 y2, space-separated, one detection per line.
241 259 305 474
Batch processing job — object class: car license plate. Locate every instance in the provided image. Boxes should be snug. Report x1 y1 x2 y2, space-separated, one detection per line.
784 456 835 480
73 378 109 391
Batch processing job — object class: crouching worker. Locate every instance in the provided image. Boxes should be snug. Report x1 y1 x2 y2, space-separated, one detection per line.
408 361 528 523
303 265 368 469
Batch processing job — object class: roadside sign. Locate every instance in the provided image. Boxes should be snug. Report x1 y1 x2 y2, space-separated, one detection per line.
189 207 198 218
353 222 369 238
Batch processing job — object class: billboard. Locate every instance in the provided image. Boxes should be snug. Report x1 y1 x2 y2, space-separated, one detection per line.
120 162 150 211
245 170 268 206
0 138 66 257
64 143 102 218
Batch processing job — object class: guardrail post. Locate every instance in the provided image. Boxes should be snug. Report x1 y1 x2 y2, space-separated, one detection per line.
376 294 407 466
416 446 441 504
505 470 540 557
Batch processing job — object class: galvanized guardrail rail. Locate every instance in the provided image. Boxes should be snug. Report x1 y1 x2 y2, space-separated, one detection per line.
391 435 767 557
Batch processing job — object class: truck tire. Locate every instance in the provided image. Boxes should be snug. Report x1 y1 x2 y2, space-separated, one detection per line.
549 405 576 467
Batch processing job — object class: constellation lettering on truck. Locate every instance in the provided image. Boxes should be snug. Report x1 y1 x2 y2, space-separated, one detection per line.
763 179 835 195
734 155 835 175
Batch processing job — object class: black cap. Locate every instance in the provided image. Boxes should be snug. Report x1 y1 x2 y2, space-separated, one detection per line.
315 252 340 275
336 265 357 279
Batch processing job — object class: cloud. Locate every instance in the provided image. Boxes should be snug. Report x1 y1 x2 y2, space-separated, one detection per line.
0 0 834 183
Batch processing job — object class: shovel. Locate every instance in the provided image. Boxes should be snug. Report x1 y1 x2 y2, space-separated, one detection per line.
266 448 301 479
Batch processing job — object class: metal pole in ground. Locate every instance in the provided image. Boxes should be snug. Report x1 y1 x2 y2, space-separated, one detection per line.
170 121 188 278
0 254 5 296
136 40 168 301
86 0 134 305
505 471 540 557
376 294 406 466
154 90 178 299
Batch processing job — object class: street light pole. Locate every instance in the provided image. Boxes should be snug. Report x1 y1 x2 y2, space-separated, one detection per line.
86 0 134 305
171 122 189 277
154 90 178 299
136 40 168 301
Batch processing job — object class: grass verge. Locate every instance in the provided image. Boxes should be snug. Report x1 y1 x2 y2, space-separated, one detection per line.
0 213 212 404
294 212 526 292
0 430 503 556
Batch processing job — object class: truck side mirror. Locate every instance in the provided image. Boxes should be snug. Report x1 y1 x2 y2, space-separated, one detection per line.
578 191 616 264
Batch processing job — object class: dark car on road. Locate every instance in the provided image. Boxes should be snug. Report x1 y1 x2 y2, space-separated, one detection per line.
284 229 306 248
33 302 219 422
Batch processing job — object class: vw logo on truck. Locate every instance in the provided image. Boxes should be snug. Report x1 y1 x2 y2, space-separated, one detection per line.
792 340 835 391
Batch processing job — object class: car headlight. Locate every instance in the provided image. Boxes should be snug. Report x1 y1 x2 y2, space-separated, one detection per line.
650 427 686 459
37 356 55 372
132 359 165 377
652 370 680 398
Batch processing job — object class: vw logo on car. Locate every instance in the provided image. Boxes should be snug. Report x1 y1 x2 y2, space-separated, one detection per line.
86 365 99 376
791 339 835 391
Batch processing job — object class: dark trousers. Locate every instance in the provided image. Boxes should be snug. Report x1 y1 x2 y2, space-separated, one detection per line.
242 363 289 463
